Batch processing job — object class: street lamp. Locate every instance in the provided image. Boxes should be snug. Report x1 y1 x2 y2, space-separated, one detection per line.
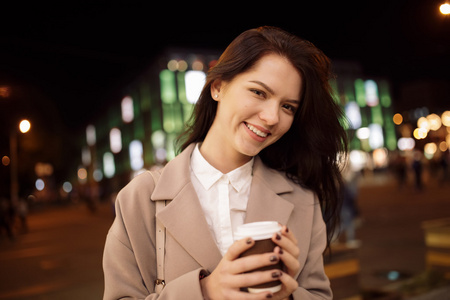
10 119 31 205
19 119 31 133
440 3 450 15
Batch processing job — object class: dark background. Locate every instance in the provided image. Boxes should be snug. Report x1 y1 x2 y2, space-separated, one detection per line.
1 0 449 186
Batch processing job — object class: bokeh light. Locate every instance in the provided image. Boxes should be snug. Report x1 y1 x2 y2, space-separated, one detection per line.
19 119 31 133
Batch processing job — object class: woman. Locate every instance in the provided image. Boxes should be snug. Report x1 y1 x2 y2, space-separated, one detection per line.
103 26 347 300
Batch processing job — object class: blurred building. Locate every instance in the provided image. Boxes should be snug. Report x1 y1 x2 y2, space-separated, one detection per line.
76 48 220 193
77 51 444 196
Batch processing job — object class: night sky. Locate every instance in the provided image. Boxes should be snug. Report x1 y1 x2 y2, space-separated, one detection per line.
2 0 449 131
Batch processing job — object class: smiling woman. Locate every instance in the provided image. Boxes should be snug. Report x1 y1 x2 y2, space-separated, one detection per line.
103 26 347 300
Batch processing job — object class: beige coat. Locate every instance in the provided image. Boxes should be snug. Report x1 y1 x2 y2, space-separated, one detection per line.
103 144 332 299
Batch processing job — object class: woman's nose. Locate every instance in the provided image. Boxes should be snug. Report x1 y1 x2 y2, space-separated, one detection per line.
259 101 279 125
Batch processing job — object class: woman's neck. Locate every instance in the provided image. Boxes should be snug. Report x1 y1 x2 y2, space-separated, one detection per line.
199 138 252 174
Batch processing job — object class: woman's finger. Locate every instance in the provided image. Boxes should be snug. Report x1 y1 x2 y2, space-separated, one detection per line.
224 237 255 261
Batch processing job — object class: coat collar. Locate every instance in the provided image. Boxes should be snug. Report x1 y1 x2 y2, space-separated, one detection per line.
151 143 294 270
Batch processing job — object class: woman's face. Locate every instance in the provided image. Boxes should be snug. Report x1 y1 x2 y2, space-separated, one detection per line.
209 53 302 160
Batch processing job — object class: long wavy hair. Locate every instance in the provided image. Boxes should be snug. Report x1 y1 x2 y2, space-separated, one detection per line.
179 26 348 247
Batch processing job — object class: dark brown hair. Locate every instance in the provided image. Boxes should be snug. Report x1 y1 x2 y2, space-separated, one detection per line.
179 26 348 247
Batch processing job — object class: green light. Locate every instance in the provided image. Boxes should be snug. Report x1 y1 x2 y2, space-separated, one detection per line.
177 72 188 104
384 113 397 150
371 105 384 126
379 80 392 108
160 70 177 104
354 79 366 107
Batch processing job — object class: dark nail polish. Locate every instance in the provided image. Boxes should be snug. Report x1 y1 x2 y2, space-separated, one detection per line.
246 238 252 244
279 248 284 255
276 233 281 240
266 293 273 298
285 226 289 233
269 255 278 262
271 271 281 278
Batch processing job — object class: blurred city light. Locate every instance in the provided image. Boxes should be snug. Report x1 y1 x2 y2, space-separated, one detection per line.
93 169 103 182
0 86 11 98
356 127 370 140
109 128 122 153
129 140 144 171
345 101 362 129
368 124 384 149
35 178 45 191
62 181 73 193
2 155 10 166
364 80 379 107
413 127 428 140
424 143 437 159
398 137 415 151
393 113 403 125
185 70 206 104
426 113 442 131
441 111 450 127
103 152 115 178
77 167 87 181
86 124 96 146
440 3 450 14
417 117 430 132
121 96 134 123
349 150 367 172
19 119 31 133
439 141 448 152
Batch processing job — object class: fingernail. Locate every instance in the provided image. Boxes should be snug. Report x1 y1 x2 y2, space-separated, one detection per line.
285 226 289 233
276 233 281 240
269 255 278 262
266 293 273 298
271 271 281 278
279 248 284 255
246 238 252 244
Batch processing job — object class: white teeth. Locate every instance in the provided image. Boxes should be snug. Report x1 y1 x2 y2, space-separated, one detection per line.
246 123 268 138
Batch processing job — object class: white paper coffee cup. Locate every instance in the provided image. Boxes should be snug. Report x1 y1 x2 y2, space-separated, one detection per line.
234 221 283 294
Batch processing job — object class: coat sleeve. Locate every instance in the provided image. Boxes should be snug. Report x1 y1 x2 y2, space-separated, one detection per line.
292 201 333 300
102 172 206 300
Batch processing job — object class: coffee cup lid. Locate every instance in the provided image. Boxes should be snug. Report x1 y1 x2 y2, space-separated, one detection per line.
234 221 282 241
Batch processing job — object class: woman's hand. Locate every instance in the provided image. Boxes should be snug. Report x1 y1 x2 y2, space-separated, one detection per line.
200 237 283 300
200 225 300 300
271 225 300 299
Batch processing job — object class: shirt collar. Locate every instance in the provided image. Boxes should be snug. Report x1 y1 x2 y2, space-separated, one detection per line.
191 143 254 192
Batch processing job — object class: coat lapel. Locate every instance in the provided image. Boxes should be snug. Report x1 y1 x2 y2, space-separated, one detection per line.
245 157 295 225
151 144 222 271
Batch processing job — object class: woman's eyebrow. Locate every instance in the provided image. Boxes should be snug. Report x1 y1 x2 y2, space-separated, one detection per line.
249 80 275 94
249 80 300 104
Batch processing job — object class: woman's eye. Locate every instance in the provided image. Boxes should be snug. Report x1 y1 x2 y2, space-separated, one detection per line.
283 104 297 113
250 89 265 97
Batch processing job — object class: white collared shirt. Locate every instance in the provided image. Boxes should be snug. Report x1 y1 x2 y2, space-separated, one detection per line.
190 144 254 256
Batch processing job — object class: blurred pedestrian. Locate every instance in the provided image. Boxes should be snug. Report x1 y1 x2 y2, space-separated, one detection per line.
412 150 424 191
337 162 361 248
391 151 407 189
103 26 347 299
0 197 14 241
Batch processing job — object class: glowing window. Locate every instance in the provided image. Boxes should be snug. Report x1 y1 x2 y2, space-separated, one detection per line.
103 152 115 178
109 128 122 153
185 70 206 104
354 79 366 107
364 80 379 107
160 70 177 104
129 140 144 171
345 101 362 129
86 125 96 146
121 96 134 123
368 124 384 149
82 147 91 166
